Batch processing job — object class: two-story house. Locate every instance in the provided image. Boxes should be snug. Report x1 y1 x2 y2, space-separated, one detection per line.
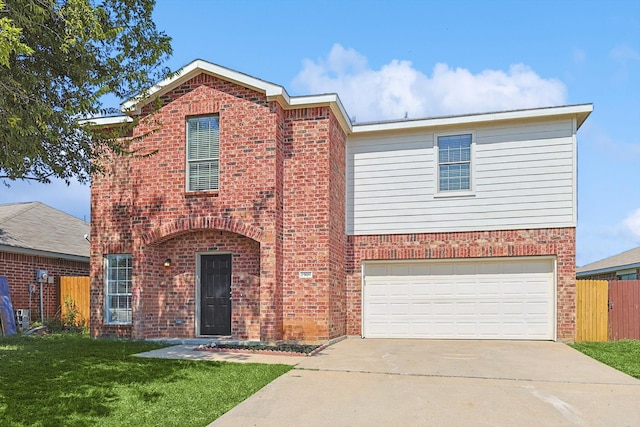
90 59 592 343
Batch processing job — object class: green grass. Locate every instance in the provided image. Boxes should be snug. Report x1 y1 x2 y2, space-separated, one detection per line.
0 334 292 426
571 340 640 379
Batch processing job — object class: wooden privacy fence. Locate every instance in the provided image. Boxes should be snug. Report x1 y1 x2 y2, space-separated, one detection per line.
59 276 90 326
609 280 640 341
576 280 608 342
576 279 640 342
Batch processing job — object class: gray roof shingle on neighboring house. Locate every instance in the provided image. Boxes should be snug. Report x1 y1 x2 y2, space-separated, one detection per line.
0 202 89 261
576 246 640 277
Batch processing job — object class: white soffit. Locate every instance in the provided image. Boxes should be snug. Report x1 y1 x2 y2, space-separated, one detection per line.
79 115 133 126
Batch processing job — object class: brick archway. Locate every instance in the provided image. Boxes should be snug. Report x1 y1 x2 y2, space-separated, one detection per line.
140 216 264 246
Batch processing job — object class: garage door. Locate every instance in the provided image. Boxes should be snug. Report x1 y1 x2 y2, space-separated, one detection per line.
363 258 555 340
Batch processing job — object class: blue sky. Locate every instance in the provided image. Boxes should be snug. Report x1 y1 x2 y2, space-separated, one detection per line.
2 0 639 266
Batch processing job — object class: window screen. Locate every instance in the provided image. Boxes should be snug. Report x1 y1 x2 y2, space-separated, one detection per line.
104 254 132 324
438 134 471 191
187 116 219 191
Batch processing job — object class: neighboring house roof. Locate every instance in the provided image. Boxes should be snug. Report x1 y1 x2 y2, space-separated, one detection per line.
85 59 593 136
576 246 640 277
0 202 89 262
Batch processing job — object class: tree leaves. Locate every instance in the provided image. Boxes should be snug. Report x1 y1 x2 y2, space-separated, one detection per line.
0 0 34 67
0 0 172 184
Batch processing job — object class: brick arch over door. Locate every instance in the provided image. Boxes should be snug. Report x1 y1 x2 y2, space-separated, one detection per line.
142 229 262 340
140 216 265 246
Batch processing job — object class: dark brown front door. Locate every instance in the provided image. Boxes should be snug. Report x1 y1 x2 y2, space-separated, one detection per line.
200 254 232 335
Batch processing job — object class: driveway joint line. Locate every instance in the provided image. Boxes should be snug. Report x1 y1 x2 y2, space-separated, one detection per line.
294 367 640 386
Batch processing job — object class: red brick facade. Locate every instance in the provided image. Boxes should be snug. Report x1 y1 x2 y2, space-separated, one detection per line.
0 251 89 322
91 73 347 342
91 67 578 343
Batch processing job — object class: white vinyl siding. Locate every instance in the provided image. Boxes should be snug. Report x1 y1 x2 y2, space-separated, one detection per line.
347 118 575 235
362 258 555 340
104 254 132 324
187 116 219 191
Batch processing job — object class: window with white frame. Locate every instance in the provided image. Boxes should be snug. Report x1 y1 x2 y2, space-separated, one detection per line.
187 115 220 191
437 134 472 192
104 254 132 324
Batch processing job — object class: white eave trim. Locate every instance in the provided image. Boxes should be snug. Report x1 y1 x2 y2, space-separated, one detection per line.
119 59 354 133
287 93 352 133
351 104 593 134
109 59 592 138
79 115 133 126
122 59 289 114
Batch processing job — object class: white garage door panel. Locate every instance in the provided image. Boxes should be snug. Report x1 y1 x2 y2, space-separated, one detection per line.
363 258 555 340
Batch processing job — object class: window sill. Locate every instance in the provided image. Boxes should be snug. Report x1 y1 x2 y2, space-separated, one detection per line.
433 191 476 199
185 190 219 198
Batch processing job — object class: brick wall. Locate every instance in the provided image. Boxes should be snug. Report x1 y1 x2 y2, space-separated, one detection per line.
0 250 89 322
137 230 260 339
91 73 345 342
328 113 347 338
282 107 330 341
346 228 576 340
92 74 280 339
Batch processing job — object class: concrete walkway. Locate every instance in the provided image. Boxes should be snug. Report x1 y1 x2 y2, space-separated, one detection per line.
135 344 307 365
210 338 640 427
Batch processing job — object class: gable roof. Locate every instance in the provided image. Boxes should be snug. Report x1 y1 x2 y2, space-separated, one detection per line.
88 59 592 136
120 59 352 132
0 202 89 262
576 246 640 277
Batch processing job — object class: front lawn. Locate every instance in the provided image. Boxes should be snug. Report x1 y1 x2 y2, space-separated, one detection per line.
571 340 640 379
0 334 292 426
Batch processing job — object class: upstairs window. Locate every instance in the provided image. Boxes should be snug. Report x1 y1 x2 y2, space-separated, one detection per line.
187 115 219 191
438 134 472 192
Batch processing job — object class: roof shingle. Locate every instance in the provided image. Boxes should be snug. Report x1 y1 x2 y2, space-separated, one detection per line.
0 202 89 260
577 246 640 276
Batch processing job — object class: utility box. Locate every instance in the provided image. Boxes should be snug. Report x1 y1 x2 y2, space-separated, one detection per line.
15 309 30 330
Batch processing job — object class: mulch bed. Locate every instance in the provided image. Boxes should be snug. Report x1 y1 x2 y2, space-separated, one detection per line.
193 342 327 357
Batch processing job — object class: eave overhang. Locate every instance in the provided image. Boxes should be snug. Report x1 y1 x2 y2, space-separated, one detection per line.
351 104 593 135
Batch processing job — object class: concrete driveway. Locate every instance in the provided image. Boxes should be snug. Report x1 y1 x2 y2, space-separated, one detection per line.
211 338 640 427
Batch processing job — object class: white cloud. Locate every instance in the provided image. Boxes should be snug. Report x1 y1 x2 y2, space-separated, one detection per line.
572 48 587 66
609 45 640 84
292 44 567 122
580 122 640 162
610 45 640 63
624 208 640 240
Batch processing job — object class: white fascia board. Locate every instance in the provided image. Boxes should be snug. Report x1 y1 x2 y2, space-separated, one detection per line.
285 93 353 133
78 115 133 126
121 59 287 114
352 104 594 134
118 58 354 133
